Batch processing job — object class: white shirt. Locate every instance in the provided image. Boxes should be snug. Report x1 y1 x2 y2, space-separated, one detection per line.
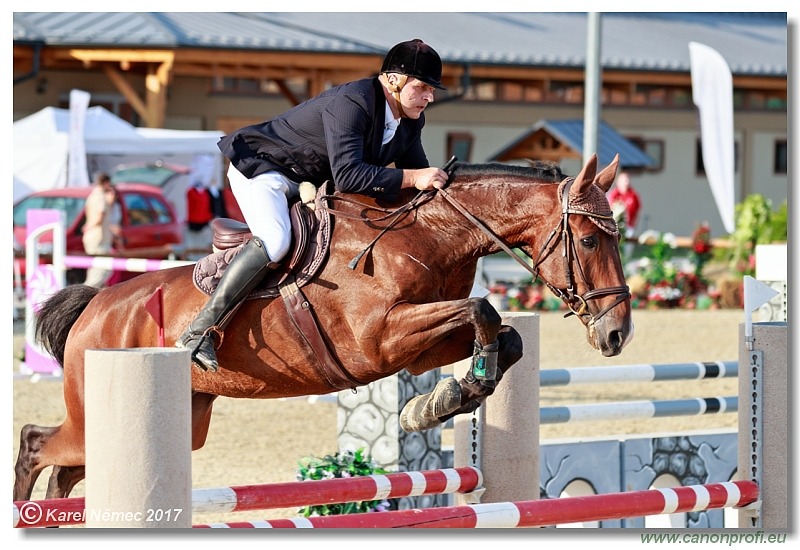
382 101 400 145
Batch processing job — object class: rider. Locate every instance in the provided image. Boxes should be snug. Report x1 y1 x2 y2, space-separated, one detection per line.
178 39 450 372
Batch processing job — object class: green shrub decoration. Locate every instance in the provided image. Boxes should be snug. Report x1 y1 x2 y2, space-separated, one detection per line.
728 194 788 277
295 448 392 517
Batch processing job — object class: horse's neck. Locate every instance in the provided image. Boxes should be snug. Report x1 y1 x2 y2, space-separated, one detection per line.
426 180 558 259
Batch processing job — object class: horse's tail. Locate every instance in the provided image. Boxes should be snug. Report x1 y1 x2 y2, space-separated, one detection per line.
35 285 100 367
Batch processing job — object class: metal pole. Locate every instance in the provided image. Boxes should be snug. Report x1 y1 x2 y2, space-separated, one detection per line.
583 12 602 164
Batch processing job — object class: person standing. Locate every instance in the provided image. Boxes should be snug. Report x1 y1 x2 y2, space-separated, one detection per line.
178 38 448 372
185 181 215 259
207 180 228 220
607 171 642 238
82 171 120 288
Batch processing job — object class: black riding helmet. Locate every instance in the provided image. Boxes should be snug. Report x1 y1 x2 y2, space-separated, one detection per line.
380 39 445 90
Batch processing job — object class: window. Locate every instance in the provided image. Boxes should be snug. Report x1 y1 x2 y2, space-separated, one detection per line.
13 196 86 228
123 194 156 226
626 137 664 173
447 133 474 163
150 197 174 224
774 139 787 175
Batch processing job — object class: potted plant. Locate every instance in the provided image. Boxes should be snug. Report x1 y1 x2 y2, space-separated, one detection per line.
295 448 392 517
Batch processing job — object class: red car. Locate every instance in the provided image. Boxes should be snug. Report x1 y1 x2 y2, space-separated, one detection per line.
13 183 183 286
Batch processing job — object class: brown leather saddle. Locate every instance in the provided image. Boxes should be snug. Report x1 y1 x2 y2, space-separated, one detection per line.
192 185 330 299
191 183 362 391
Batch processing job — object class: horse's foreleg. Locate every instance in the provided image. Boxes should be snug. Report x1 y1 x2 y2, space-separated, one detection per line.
375 297 502 373
437 324 524 422
399 324 523 432
378 297 510 432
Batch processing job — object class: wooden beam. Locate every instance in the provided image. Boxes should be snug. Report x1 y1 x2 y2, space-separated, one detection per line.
60 48 176 65
175 49 383 71
24 45 787 94
103 55 173 128
145 57 173 128
104 65 149 122
274 79 301 106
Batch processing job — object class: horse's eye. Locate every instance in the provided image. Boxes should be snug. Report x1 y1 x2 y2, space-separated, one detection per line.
581 236 598 249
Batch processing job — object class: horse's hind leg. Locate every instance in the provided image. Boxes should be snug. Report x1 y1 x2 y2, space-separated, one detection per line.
400 324 523 432
14 424 59 501
46 465 86 499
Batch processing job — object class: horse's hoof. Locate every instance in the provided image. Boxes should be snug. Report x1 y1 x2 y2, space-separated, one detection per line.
399 377 462 433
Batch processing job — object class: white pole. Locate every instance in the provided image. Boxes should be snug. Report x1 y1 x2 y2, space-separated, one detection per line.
738 322 788 529
85 348 192 528
583 12 602 164
454 313 540 504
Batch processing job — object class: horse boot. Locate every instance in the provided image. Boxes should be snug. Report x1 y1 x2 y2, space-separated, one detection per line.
398 376 463 433
178 237 278 372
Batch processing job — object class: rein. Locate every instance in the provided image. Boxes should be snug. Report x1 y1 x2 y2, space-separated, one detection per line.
438 179 628 323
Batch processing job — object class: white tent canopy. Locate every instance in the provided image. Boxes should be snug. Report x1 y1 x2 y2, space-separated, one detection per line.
13 106 224 222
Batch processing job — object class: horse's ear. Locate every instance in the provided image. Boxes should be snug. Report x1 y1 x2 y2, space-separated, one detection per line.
594 154 620 193
571 153 598 197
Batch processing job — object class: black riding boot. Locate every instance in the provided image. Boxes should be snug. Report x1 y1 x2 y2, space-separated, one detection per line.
178 237 277 372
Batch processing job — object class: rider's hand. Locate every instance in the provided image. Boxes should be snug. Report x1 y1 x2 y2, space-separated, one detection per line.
402 167 448 191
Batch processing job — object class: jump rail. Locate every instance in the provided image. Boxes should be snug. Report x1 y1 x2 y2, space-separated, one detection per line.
194 480 758 529
541 396 737 424
540 361 737 387
63 254 194 272
12 467 482 528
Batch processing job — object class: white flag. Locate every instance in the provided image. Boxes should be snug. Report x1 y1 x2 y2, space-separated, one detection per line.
67 89 91 187
689 42 735 234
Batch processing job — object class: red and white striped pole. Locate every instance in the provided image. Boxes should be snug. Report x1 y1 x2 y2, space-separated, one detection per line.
194 481 758 529
13 467 482 528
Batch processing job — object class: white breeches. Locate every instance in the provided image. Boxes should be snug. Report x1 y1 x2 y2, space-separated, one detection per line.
227 164 300 262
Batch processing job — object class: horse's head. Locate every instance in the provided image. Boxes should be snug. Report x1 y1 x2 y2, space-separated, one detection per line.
526 154 633 356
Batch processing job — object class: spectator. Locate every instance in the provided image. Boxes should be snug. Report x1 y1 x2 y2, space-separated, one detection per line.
82 171 120 287
185 181 215 259
607 171 642 238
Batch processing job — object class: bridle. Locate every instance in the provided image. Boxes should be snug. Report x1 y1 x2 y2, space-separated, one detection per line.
530 177 630 321
326 169 630 325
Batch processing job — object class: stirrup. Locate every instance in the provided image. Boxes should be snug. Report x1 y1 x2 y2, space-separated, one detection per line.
200 326 224 350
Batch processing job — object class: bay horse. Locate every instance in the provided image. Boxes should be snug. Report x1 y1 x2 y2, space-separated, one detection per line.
14 154 632 502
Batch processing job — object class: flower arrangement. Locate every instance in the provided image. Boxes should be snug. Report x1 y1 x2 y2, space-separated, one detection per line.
627 229 721 309
689 222 713 280
491 281 565 312
295 448 392 517
636 229 678 286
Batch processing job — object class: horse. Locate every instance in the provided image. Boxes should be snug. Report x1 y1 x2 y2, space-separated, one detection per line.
14 153 633 502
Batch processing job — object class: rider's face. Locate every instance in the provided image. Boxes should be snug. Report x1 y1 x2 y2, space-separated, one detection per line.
398 77 435 119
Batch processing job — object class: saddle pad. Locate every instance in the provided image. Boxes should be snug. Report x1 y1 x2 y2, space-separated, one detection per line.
192 187 332 299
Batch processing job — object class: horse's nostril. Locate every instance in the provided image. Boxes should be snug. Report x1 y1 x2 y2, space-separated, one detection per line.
609 330 623 351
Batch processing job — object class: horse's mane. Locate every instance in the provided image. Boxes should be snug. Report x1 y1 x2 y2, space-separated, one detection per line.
451 160 564 184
